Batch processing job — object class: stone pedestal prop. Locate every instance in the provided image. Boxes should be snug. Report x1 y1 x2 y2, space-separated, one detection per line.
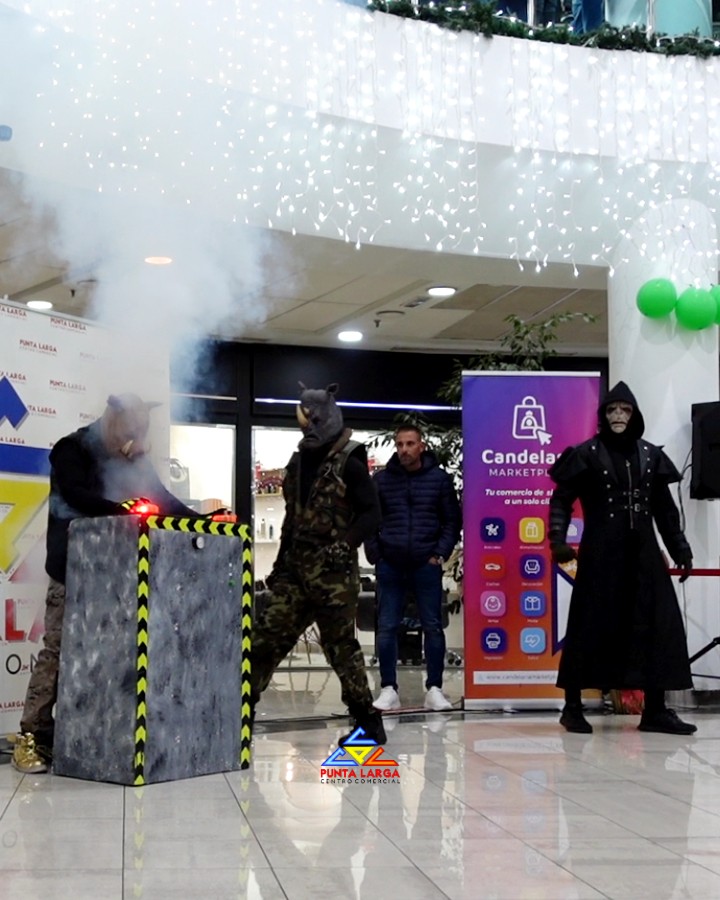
53 514 252 784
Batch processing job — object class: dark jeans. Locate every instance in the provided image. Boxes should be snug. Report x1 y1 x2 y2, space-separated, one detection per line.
572 0 604 33
376 560 446 691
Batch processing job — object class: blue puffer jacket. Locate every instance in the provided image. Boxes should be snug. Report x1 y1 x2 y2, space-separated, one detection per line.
364 450 461 568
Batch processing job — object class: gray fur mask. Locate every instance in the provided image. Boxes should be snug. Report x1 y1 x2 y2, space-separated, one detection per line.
296 382 344 448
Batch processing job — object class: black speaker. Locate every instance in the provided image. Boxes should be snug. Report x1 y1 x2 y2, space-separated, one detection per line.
691 402 720 499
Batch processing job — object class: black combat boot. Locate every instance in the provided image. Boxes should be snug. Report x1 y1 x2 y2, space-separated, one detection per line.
639 688 697 735
559 703 593 734
638 708 697 735
339 706 387 746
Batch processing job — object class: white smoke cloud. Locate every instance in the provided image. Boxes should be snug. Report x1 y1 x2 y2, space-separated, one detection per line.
0 0 289 393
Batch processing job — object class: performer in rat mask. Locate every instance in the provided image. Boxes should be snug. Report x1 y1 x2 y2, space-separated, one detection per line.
548 381 695 736
251 382 386 745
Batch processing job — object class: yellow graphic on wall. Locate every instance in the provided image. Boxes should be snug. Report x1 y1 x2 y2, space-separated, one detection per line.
0 478 49 574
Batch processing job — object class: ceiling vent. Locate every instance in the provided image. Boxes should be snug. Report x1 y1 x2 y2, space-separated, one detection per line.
402 296 433 309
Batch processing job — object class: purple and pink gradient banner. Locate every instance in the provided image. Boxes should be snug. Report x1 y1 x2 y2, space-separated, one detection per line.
462 372 601 708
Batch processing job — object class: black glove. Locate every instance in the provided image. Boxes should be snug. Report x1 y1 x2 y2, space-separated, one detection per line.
550 542 577 564
675 553 693 583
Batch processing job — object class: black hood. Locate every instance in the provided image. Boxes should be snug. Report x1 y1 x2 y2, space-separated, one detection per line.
598 381 645 441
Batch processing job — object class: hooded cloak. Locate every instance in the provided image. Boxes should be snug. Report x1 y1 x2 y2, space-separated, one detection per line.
548 382 692 690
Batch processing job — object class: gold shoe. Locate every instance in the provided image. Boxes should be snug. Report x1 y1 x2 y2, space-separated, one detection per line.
8 733 48 774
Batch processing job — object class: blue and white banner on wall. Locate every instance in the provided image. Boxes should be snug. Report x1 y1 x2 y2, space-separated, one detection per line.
462 371 601 709
0 301 169 733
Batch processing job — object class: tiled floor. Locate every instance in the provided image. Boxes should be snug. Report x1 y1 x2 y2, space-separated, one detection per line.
1 667 717 899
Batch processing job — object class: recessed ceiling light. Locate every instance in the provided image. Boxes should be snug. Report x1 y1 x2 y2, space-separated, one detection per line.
338 330 363 343
427 285 457 298
144 256 173 265
26 300 53 311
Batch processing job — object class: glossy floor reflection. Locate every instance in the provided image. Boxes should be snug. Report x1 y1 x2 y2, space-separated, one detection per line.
0 669 717 899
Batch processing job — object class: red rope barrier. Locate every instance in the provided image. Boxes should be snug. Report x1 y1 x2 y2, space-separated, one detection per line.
668 568 720 577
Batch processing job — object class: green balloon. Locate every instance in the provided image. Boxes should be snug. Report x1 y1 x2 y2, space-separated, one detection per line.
636 279 677 318
711 285 720 325
675 287 716 330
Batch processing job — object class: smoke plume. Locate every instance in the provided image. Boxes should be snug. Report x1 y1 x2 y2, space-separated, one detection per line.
0 0 283 394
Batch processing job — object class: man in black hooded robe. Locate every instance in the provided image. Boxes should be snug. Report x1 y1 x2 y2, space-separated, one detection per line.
548 382 696 735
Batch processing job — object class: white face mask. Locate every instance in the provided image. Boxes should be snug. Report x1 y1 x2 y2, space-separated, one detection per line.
606 401 633 433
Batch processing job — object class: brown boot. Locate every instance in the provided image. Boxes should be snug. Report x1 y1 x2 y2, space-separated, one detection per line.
9 733 49 774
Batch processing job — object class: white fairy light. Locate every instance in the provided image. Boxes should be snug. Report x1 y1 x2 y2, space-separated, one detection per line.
3 0 720 281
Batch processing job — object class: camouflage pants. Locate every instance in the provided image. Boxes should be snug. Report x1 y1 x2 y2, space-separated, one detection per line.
20 578 65 743
251 544 374 713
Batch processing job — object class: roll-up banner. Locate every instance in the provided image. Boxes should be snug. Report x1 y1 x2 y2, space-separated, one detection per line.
462 371 601 709
0 301 169 733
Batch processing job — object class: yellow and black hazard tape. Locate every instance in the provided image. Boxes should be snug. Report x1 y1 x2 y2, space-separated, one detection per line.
144 515 245 537
131 515 253 782
133 519 150 785
240 539 253 769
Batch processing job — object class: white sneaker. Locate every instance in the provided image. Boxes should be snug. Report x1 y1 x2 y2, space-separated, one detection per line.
424 687 452 711
373 686 401 711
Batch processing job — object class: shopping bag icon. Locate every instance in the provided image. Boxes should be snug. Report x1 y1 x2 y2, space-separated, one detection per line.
512 396 547 441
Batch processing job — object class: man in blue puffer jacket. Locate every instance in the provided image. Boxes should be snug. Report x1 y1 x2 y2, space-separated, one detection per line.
365 425 461 711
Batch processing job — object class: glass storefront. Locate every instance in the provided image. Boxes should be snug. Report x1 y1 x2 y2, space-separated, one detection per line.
169 423 235 513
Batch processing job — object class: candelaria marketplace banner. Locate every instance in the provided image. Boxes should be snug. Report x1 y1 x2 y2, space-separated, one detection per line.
462 371 601 708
